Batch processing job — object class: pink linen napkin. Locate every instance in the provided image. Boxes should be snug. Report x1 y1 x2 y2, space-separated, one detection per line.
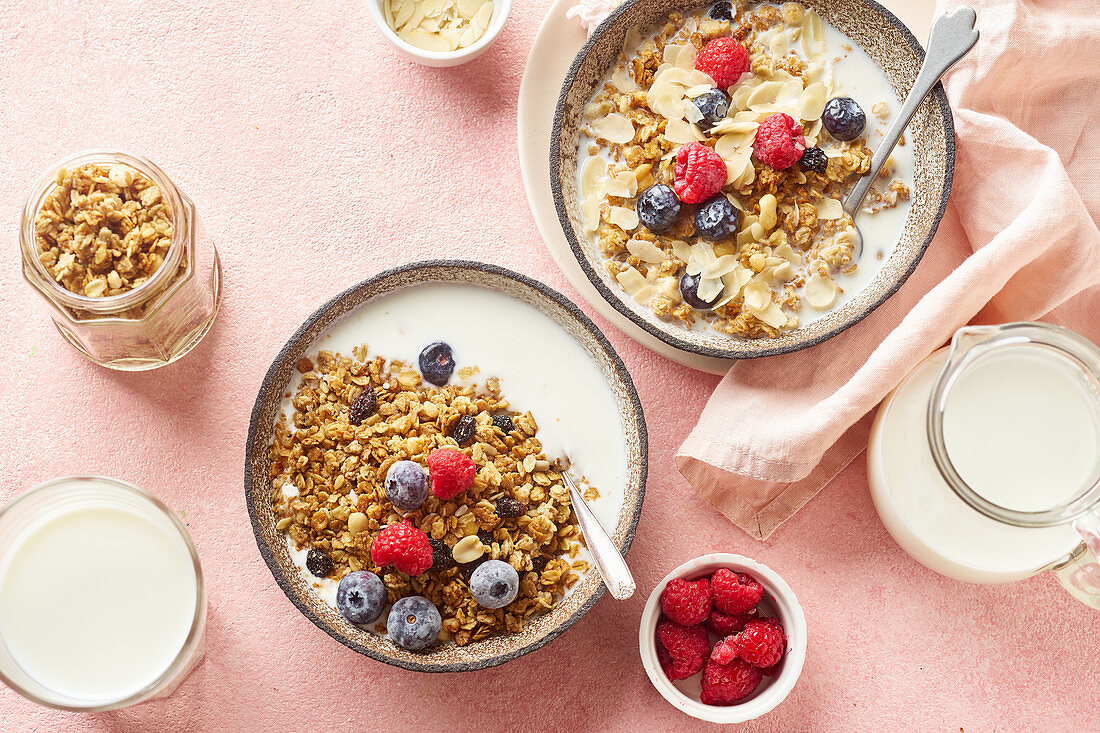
676 0 1100 540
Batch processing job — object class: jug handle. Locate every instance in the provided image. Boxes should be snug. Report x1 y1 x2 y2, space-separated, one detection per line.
1051 511 1100 609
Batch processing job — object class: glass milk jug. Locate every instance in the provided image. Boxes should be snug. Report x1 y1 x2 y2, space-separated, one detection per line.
868 322 1100 608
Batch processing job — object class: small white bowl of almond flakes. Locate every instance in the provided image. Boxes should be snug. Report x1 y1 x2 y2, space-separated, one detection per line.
369 0 512 67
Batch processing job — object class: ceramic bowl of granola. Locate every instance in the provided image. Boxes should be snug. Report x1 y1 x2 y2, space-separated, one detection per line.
245 260 647 672
551 0 954 359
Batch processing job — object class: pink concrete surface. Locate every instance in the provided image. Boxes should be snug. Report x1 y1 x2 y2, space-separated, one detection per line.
0 1 1096 731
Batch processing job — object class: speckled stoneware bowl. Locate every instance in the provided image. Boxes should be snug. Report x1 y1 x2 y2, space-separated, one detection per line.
551 0 955 359
245 260 647 672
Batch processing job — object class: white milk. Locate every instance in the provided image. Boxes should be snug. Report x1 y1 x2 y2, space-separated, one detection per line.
868 351 1083 583
280 282 629 608
0 506 198 703
941 345 1100 512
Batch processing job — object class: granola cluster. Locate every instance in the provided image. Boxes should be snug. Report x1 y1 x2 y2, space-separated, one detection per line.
578 2 910 338
270 346 593 647
34 163 173 298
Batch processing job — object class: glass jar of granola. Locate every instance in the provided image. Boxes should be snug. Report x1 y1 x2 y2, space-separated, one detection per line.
19 150 221 371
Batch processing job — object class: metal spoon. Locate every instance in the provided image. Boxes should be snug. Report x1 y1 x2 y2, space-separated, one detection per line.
844 6 979 256
560 467 635 600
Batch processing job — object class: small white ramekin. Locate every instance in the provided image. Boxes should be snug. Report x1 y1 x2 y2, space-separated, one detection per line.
638 553 807 724
366 0 512 67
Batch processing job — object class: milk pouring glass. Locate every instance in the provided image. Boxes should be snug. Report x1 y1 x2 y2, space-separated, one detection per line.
0 477 206 710
869 322 1100 609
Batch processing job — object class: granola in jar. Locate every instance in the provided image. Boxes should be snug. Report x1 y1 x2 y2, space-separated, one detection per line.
576 2 913 338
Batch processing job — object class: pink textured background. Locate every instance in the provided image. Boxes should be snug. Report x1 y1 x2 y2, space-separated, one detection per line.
0 1 1096 731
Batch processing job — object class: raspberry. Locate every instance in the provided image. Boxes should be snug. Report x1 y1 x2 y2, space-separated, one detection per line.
710 635 739 665
659 577 712 626
754 112 806 170
736 618 786 669
711 568 763 614
427 448 475 500
370 521 433 576
656 621 710 681
674 143 727 204
700 658 763 705
694 37 750 90
706 607 756 637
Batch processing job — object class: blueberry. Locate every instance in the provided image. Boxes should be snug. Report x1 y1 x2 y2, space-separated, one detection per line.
387 596 442 651
679 272 717 310
336 571 386 625
349 388 377 425
429 537 456 572
822 97 866 141
306 548 333 578
799 146 828 174
708 1 734 20
693 195 740 241
419 342 455 386
692 88 730 131
450 415 477 446
385 460 429 511
495 497 527 519
469 559 520 609
492 414 515 434
636 184 682 234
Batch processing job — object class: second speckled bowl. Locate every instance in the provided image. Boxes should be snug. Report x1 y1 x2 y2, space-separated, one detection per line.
550 0 955 359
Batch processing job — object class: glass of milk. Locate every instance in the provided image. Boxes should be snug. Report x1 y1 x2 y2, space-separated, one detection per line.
0 477 206 710
869 322 1100 609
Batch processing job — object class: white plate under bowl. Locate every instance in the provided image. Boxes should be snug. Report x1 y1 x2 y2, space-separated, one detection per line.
516 0 936 373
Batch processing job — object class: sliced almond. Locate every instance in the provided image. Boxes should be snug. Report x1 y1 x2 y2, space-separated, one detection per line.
452 535 486 564
805 271 838 309
609 206 639 231
627 238 667 264
590 113 636 144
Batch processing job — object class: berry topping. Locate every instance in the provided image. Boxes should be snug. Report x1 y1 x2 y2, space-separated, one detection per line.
659 577 712 626
428 537 456 572
679 272 717 310
419 342 456 386
458 554 488 582
370 521 434 576
656 620 710 681
349 388 378 425
387 596 441 651
694 37 750 90
495 497 528 519
636 184 683 234
674 142 728 204
700 658 763 705
694 195 740 240
710 635 740 665
708 1 734 21
755 112 806 170
305 548 334 578
427 448 476 500
822 96 866 141
706 607 757 637
384 460 429 511
799 146 828 174
469 559 520 609
449 414 477 446
736 618 786 668
711 568 764 614
335 571 386 625
691 88 730 131
491 414 515 434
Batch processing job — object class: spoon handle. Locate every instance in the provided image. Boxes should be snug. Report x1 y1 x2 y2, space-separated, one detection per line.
844 6 979 216
562 471 636 600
